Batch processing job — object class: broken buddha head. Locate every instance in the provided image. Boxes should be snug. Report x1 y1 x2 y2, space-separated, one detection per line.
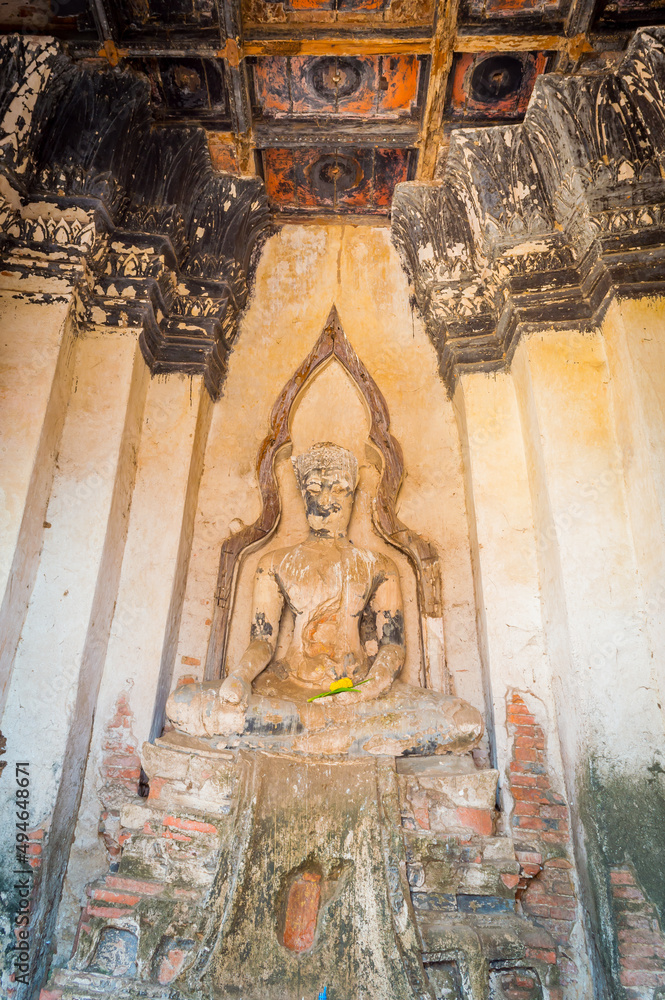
293 442 359 537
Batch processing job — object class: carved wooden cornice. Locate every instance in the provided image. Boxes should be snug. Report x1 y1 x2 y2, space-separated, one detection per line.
0 34 272 400
391 26 665 393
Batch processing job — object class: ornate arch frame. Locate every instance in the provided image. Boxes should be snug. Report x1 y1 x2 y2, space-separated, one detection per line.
204 305 448 691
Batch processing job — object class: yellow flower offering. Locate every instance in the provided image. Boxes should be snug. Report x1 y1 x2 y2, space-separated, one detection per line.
307 677 368 702
329 677 354 692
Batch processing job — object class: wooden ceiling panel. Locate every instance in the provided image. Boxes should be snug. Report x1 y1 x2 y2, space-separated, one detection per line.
241 0 434 33
447 51 550 120
596 0 665 25
252 55 420 119
262 145 411 212
128 56 231 123
0 0 90 32
459 0 569 23
3 0 660 216
117 0 221 29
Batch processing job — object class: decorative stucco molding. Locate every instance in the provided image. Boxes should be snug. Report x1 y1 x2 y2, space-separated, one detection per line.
0 34 272 400
391 26 665 392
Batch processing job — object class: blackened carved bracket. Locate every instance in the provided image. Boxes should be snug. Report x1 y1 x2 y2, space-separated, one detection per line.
204 305 448 692
0 34 272 400
391 26 665 393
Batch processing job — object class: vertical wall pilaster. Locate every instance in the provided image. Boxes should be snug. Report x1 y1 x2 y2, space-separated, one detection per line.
0 286 77 713
512 326 665 998
0 323 149 998
602 297 665 708
454 372 556 804
56 373 212 960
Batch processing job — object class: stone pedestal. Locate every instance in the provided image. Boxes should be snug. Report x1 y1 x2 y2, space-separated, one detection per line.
48 737 559 1000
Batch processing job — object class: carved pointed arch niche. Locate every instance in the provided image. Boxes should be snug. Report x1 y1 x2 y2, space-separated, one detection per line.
205 306 448 691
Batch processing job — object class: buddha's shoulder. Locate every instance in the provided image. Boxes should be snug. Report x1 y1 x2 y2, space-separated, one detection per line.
345 543 400 578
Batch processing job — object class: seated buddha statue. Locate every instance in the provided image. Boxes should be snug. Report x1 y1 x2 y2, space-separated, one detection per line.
166 442 483 756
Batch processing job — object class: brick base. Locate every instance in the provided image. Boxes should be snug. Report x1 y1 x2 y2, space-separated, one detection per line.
507 694 580 998
611 866 665 1000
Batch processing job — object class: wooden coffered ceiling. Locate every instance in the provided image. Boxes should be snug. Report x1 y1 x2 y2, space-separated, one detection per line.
2 0 664 219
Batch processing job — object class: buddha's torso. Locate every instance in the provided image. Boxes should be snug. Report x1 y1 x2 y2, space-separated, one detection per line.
269 538 383 688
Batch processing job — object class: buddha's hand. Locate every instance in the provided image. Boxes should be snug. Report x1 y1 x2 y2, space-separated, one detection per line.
218 673 251 709
334 668 393 705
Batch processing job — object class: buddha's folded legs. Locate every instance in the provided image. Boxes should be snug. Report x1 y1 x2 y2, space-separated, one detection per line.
166 679 483 757
293 682 483 755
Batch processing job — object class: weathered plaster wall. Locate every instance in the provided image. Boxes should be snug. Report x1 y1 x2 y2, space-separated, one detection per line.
0 285 76 715
56 373 211 959
2 218 665 1000
454 312 665 997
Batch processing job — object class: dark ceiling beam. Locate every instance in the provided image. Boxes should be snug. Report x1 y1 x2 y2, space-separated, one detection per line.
417 0 459 181
454 31 592 55
217 0 254 172
565 0 600 39
89 0 114 41
71 41 241 59
244 38 432 55
73 37 433 60
253 121 420 148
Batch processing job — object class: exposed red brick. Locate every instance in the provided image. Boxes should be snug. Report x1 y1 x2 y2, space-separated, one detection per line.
611 865 665 997
181 656 201 666
542 830 569 844
89 888 140 906
162 815 218 835
86 904 132 919
514 735 538 748
515 850 543 866
549 905 577 921
513 725 537 737
413 805 430 830
619 929 663 944
520 863 542 877
540 805 568 820
620 943 665 959
514 800 540 816
105 875 163 895
39 991 63 1000
506 692 580 994
513 816 546 831
511 785 544 802
525 947 556 965
157 947 187 985
509 772 549 788
98 692 142 863
283 872 321 953
620 969 665 987
455 807 493 836
611 870 637 885
148 777 167 799
613 885 646 901
161 829 192 842
514 746 540 763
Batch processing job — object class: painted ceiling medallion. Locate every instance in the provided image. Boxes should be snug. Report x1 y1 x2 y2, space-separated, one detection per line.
470 54 524 103
449 51 549 120
310 153 364 195
308 56 365 102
